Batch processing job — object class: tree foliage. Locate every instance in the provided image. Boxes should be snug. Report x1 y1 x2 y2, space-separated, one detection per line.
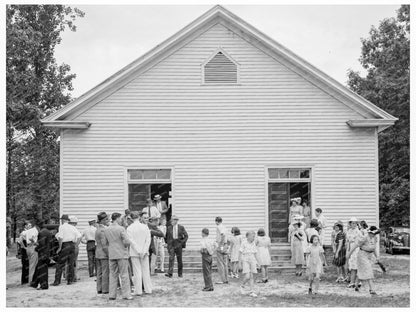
347 5 409 227
6 5 84 237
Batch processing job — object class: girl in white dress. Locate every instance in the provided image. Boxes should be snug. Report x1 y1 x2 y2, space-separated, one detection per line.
255 228 271 283
305 235 325 295
240 231 258 297
229 227 242 278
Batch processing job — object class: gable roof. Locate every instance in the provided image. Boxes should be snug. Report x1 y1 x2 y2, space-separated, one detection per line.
42 5 397 132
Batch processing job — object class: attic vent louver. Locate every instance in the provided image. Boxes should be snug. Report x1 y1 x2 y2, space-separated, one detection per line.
204 51 237 84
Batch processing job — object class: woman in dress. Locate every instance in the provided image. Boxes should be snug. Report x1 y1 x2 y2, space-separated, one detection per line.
255 228 271 283
333 221 347 282
289 198 303 224
289 221 306 276
346 217 361 288
302 200 312 229
305 219 319 245
229 227 242 278
347 226 380 295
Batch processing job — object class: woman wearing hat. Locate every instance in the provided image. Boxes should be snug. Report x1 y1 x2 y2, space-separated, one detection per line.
289 220 306 276
346 217 361 288
347 226 380 295
289 198 303 224
333 221 347 283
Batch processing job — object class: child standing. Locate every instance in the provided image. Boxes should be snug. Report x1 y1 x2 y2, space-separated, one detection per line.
200 228 217 291
240 231 258 297
255 228 271 283
229 227 242 278
305 235 325 294
289 221 306 276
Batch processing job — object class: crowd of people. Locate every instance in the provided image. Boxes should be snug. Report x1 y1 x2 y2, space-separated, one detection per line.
286 198 381 295
15 195 382 299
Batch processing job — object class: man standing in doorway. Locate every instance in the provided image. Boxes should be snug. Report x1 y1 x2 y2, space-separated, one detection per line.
154 194 169 223
104 212 133 300
81 220 97 277
95 212 110 295
52 214 81 286
142 199 160 219
215 216 229 284
165 215 188 278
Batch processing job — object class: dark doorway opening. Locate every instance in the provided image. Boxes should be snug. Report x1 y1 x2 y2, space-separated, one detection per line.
268 182 310 243
128 183 172 221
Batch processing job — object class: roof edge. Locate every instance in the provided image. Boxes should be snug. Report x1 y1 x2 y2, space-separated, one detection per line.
42 5 397 123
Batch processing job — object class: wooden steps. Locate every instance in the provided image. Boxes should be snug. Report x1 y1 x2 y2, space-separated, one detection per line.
156 243 295 273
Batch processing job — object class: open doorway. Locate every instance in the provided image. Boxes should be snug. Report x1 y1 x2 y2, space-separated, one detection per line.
268 182 310 242
128 183 172 221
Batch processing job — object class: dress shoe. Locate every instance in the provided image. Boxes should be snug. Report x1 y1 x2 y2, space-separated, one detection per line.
97 291 102 294
124 296 134 300
165 273 172 278
109 297 116 300
178 275 183 278
102 292 109 294
202 287 214 291
51 282 60 286
67 282 73 285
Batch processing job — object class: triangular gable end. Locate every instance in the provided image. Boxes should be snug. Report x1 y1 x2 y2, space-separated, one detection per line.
41 5 397 132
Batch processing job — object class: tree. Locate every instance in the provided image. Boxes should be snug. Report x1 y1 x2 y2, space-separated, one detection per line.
6 5 84 238
347 5 409 227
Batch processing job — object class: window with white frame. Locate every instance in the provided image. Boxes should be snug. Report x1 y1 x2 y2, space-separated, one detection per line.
127 169 172 212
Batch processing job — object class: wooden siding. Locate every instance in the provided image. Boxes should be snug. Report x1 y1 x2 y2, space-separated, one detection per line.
62 23 378 260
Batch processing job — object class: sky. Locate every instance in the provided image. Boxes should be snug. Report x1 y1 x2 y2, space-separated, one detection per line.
54 5 400 98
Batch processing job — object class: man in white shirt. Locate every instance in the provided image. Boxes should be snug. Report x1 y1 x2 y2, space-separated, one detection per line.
215 216 229 284
126 211 152 295
154 194 169 222
81 220 97 277
20 220 38 284
200 228 217 291
142 199 161 219
52 214 82 286
68 216 82 283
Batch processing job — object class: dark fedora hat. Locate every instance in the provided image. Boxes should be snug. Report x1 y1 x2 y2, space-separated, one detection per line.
97 212 108 222
60 214 70 221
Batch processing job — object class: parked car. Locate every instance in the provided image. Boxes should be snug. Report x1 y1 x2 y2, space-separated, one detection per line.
384 226 410 255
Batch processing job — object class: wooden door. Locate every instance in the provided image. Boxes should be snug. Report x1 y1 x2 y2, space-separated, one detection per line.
269 183 289 242
128 184 150 211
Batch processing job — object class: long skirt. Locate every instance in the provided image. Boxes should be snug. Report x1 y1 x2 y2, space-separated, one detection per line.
357 250 374 280
291 239 305 265
332 244 346 267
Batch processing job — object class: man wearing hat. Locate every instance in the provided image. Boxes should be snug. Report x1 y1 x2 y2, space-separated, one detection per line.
154 194 169 222
165 215 188 278
52 214 82 286
126 211 152 295
104 212 132 300
81 219 98 277
95 212 110 295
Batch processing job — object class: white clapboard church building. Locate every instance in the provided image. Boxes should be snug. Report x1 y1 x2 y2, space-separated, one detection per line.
42 6 396 268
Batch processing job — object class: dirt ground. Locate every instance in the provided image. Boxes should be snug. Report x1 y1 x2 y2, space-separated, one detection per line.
6 251 410 307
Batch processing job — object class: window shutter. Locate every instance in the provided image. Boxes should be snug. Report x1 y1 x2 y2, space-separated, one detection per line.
204 51 237 83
